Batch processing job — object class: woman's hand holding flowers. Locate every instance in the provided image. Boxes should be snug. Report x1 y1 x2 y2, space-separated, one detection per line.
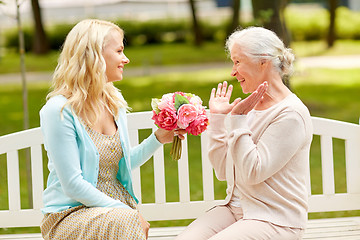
155 128 186 144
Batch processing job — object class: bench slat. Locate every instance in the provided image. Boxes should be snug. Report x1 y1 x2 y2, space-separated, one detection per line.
178 135 190 203
308 193 360 212
30 145 44 210
320 135 335 195
153 127 167 204
0 128 43 154
201 132 215 201
7 151 21 211
0 209 43 228
345 139 360 194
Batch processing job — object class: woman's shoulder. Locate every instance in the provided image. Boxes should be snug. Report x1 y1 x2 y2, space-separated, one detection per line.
286 94 310 114
277 94 312 125
40 95 69 116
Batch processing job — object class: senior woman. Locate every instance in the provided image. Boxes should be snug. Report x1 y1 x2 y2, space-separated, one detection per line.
176 27 313 240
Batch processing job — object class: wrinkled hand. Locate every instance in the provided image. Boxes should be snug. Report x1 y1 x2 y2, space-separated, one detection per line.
154 128 186 144
138 213 150 239
209 81 241 114
231 81 268 115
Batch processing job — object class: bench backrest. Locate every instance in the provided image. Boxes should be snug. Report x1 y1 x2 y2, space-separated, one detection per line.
1 111 360 228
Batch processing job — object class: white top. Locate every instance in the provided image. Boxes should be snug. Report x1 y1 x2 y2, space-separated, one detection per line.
208 94 313 229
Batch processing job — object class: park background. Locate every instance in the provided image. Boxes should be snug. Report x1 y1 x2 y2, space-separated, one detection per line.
0 0 360 235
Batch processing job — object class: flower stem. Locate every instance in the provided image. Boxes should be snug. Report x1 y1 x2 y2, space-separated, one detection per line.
170 135 182 161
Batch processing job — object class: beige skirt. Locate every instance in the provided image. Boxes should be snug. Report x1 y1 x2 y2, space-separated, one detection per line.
40 205 145 240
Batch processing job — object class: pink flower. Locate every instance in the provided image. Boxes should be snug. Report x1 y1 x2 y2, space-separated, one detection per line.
186 114 209 136
177 104 197 129
158 93 176 111
152 108 178 130
189 95 202 106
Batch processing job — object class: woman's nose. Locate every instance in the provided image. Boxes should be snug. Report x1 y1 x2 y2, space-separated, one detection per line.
123 54 130 64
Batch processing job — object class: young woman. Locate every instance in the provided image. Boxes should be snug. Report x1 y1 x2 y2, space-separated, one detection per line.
40 19 185 240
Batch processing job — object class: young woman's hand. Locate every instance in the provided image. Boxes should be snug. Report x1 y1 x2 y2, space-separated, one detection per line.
231 81 268 115
154 128 186 144
138 213 150 239
209 81 241 114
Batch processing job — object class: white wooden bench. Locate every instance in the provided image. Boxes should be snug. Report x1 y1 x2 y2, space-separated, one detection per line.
1 111 360 239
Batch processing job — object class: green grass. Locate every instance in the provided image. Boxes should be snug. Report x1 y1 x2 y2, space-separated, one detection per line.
291 40 360 57
0 42 228 74
1 40 360 74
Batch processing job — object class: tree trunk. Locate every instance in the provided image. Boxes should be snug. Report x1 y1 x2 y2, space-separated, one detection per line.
16 0 33 209
189 0 203 46
227 0 241 36
252 0 291 47
31 0 49 54
327 0 338 48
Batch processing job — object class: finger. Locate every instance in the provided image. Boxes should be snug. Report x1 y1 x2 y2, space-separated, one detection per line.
225 84 233 99
221 81 228 96
177 134 185 140
231 97 242 106
216 83 222 97
210 88 216 99
175 129 187 135
243 91 261 112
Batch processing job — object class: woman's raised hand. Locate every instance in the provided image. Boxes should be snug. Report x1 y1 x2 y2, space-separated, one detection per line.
209 81 241 114
231 81 268 115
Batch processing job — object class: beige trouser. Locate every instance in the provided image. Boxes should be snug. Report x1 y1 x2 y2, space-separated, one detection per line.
175 204 303 240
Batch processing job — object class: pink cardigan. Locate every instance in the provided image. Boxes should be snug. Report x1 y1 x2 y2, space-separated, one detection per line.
208 94 313 229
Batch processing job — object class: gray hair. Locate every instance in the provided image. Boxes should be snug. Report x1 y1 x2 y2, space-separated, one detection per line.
226 27 295 78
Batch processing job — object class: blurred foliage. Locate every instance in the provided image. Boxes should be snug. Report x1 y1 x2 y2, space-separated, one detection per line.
285 6 360 41
4 6 360 52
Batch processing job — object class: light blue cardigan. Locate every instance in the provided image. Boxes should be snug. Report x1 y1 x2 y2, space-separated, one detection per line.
40 95 162 214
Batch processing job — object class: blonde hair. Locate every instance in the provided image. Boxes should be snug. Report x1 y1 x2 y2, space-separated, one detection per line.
47 19 128 126
226 27 295 78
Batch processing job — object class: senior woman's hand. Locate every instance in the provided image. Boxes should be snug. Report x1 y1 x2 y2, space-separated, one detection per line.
231 81 268 115
209 81 242 114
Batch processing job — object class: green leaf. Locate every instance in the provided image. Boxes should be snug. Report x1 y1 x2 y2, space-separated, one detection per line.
174 93 189 111
151 98 161 114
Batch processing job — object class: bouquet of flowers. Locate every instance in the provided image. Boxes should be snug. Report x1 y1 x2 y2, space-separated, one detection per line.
151 92 209 161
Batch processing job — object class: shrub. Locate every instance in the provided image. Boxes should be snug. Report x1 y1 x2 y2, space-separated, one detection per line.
285 7 328 41
336 7 360 40
3 6 360 53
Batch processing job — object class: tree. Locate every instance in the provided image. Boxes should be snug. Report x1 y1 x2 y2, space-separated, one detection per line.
31 0 49 54
252 0 291 47
188 0 203 46
15 0 33 208
327 0 338 48
227 0 241 36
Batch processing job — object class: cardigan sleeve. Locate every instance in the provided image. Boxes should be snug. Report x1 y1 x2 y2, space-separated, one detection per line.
129 132 163 169
207 113 232 181
40 97 132 210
